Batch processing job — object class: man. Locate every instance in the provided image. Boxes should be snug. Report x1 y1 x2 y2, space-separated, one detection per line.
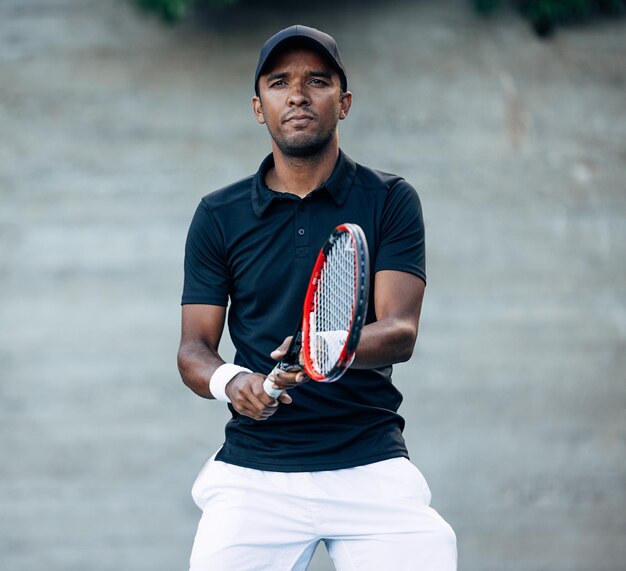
178 25 457 571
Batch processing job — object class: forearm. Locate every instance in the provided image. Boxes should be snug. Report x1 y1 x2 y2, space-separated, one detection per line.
351 317 418 369
177 339 226 399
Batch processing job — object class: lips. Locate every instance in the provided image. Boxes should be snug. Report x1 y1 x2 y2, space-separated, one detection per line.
284 114 316 124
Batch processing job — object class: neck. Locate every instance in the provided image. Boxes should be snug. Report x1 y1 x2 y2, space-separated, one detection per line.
266 140 339 198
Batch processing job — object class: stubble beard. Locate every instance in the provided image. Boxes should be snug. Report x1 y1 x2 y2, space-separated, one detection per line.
267 121 337 158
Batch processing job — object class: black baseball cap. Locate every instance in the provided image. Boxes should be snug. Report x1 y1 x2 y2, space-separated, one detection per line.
254 25 347 96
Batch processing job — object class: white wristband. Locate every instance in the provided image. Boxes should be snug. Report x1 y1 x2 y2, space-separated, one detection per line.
210 363 252 403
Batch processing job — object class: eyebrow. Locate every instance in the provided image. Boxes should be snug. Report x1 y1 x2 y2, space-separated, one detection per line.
265 70 334 83
309 71 333 80
266 72 289 83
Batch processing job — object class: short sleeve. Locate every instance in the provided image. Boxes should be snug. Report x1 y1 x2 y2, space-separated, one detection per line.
374 180 426 283
181 201 230 306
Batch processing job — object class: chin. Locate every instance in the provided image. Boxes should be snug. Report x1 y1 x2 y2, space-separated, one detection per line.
276 133 334 158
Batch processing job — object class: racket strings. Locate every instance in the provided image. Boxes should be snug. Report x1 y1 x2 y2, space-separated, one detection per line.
309 232 356 375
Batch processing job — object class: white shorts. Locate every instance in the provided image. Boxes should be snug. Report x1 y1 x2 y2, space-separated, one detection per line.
189 453 457 571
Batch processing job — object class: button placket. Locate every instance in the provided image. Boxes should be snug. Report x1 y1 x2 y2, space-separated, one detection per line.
295 199 310 258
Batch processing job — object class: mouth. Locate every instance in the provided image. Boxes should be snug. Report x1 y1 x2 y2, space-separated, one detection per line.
283 114 316 124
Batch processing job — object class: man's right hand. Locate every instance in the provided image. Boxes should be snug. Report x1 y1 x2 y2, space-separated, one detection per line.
225 372 292 421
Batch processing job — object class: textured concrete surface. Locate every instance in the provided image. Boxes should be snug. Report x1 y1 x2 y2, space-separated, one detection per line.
1 1 625 570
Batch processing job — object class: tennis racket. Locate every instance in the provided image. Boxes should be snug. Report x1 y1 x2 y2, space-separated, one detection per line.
263 223 370 398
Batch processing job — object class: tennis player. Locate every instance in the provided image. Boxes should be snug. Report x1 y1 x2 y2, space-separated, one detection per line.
178 25 457 570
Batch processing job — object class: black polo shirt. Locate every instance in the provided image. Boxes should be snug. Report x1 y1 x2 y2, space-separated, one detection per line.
182 150 426 472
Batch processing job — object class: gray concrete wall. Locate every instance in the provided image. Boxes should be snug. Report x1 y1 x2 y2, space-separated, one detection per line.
1 1 625 570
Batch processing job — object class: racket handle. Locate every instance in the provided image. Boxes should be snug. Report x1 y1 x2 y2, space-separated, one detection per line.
262 331 303 399
282 330 303 366
263 377 283 399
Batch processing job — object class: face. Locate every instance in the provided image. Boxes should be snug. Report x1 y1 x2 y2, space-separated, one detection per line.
253 47 352 158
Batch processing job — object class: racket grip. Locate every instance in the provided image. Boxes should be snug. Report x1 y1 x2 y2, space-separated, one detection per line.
263 376 283 399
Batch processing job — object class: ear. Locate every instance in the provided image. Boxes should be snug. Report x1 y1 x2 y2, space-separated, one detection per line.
338 91 352 121
252 96 266 125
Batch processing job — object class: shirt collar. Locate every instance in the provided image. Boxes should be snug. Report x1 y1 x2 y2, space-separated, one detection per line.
251 149 356 218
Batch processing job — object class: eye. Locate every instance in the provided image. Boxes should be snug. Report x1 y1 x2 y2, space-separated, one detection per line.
270 80 287 88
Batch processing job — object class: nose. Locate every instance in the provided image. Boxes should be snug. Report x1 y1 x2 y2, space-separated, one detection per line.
287 82 310 107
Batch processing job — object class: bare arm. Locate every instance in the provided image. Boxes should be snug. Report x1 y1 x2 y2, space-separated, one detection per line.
177 304 227 399
177 304 293 419
351 270 425 369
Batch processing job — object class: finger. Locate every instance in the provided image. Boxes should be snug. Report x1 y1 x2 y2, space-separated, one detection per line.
270 348 286 360
261 407 279 419
270 336 293 360
268 369 290 388
234 388 273 417
238 404 264 421
245 399 277 421
263 377 283 399
260 397 283 418
280 370 308 389
266 366 305 389
238 397 266 419
278 392 292 404
252 386 279 407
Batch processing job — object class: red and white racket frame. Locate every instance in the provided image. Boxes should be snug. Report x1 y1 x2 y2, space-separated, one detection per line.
301 223 370 383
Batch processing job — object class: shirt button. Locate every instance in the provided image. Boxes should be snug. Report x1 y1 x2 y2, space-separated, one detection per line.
298 228 305 236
